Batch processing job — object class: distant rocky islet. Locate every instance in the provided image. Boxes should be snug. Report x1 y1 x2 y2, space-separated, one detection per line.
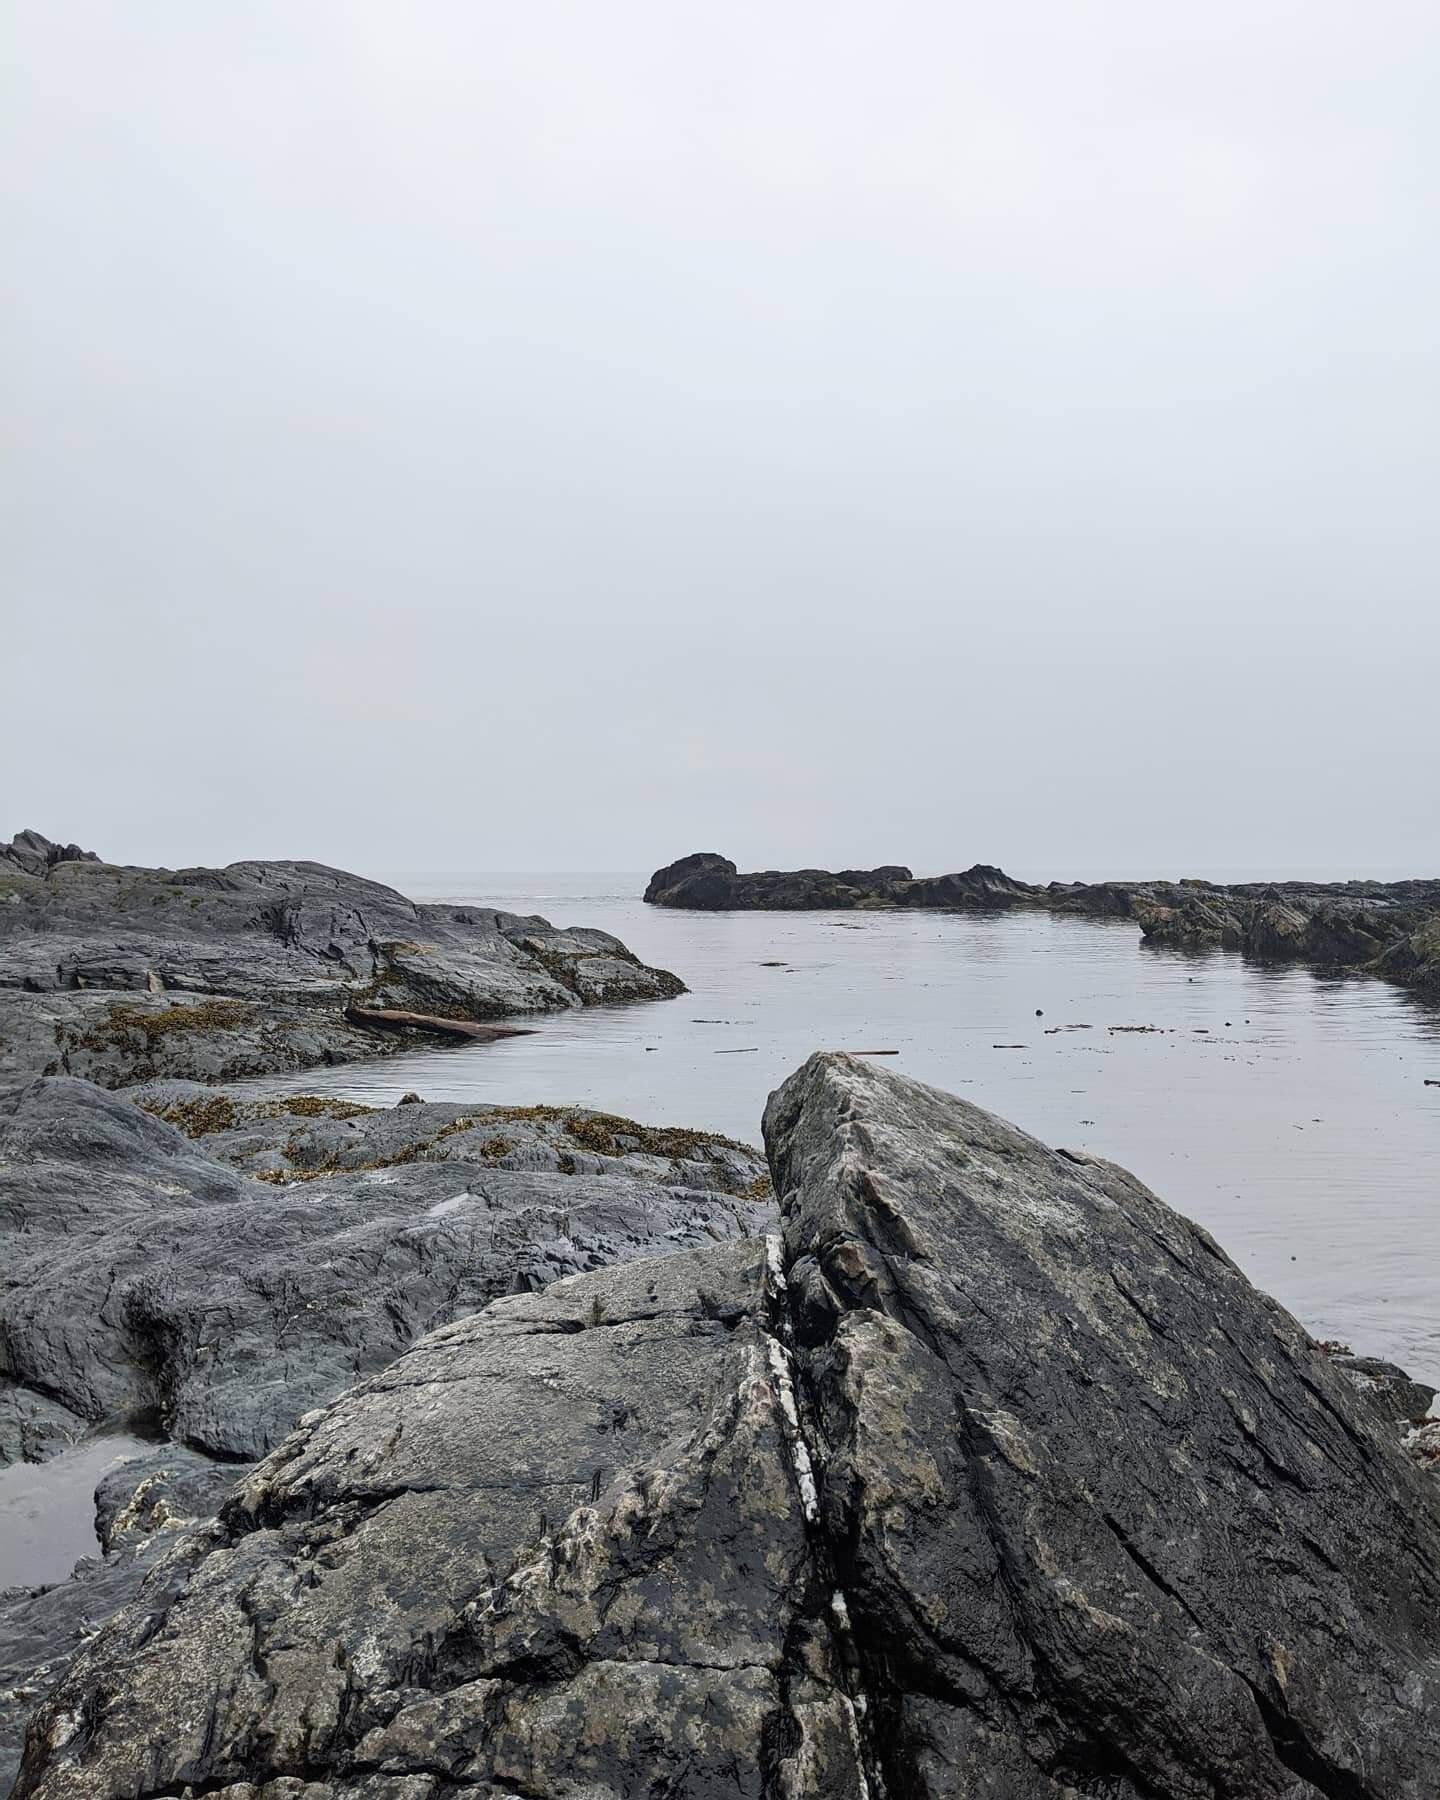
645 849 1440 996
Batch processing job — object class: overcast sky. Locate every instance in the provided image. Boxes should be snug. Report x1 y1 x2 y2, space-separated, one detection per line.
4 2 1436 880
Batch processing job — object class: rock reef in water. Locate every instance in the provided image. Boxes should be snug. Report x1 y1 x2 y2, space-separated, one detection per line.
13 1055 1440 1799
644 851 1039 912
1123 880 1440 992
0 832 686 1108
645 851 1440 995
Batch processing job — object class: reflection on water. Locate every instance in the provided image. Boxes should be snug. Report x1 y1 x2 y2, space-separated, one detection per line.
253 873 1440 1383
0 1432 154 1588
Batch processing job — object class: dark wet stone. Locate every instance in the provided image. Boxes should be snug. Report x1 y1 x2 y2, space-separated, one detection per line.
644 852 1034 912
15 1056 1440 1799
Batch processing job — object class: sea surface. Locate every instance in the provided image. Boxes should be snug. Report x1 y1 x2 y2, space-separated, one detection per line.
261 870 1440 1385
0 1431 154 1588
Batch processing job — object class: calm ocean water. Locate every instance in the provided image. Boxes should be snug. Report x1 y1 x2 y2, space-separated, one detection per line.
257 871 1440 1384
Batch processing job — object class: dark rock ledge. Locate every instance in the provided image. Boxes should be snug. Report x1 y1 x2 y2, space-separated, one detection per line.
11 1055 1440 1799
0 832 686 1110
0 1075 773 1792
645 852 1440 996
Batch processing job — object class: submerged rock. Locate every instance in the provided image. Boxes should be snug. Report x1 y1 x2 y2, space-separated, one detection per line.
15 1055 1440 1798
0 847 685 1105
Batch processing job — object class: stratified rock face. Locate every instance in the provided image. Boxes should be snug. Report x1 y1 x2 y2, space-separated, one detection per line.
1123 881 1440 985
766 1056 1440 1798
891 863 1039 911
0 849 685 1103
0 1077 770 1463
643 852 1038 912
0 833 100 878
17 1056 1440 1799
1373 914 1440 995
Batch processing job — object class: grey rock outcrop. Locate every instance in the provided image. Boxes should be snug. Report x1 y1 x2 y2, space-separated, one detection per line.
0 835 99 880
0 1077 770 1464
0 1071 771 1793
0 1442 242 1794
16 1055 1440 1798
1322 1350 1436 1426
0 845 685 1105
1 1535 174 1795
0 1387 86 1469
1372 914 1440 996
1128 881 1440 978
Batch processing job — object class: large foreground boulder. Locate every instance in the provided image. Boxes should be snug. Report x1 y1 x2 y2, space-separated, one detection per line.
14 1055 1440 1798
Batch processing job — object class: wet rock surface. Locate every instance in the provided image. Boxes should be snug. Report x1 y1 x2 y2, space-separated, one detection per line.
0 1073 771 1794
0 838 685 1107
15 1055 1440 1799
0 1438 242 1795
0 1389 86 1470
0 1077 770 1463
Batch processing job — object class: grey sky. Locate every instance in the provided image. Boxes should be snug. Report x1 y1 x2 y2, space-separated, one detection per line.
5 2 1437 879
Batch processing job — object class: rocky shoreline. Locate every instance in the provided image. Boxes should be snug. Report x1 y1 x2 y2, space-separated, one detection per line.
2 1055 1438 1796
0 1073 772 1789
3 834 1438 1796
0 832 686 1111
646 851 1440 996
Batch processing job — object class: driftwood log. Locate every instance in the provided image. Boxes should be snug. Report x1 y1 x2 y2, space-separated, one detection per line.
345 1005 535 1042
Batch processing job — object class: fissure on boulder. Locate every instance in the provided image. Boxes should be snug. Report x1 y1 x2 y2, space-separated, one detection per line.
9 1053 1440 1799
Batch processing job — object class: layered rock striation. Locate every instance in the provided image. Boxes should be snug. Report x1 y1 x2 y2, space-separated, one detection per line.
0 833 685 1105
0 1073 772 1790
13 1055 1440 1799
0 1077 770 1465
645 852 1038 912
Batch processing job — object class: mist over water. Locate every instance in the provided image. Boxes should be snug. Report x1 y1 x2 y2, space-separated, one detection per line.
251 872 1440 1384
